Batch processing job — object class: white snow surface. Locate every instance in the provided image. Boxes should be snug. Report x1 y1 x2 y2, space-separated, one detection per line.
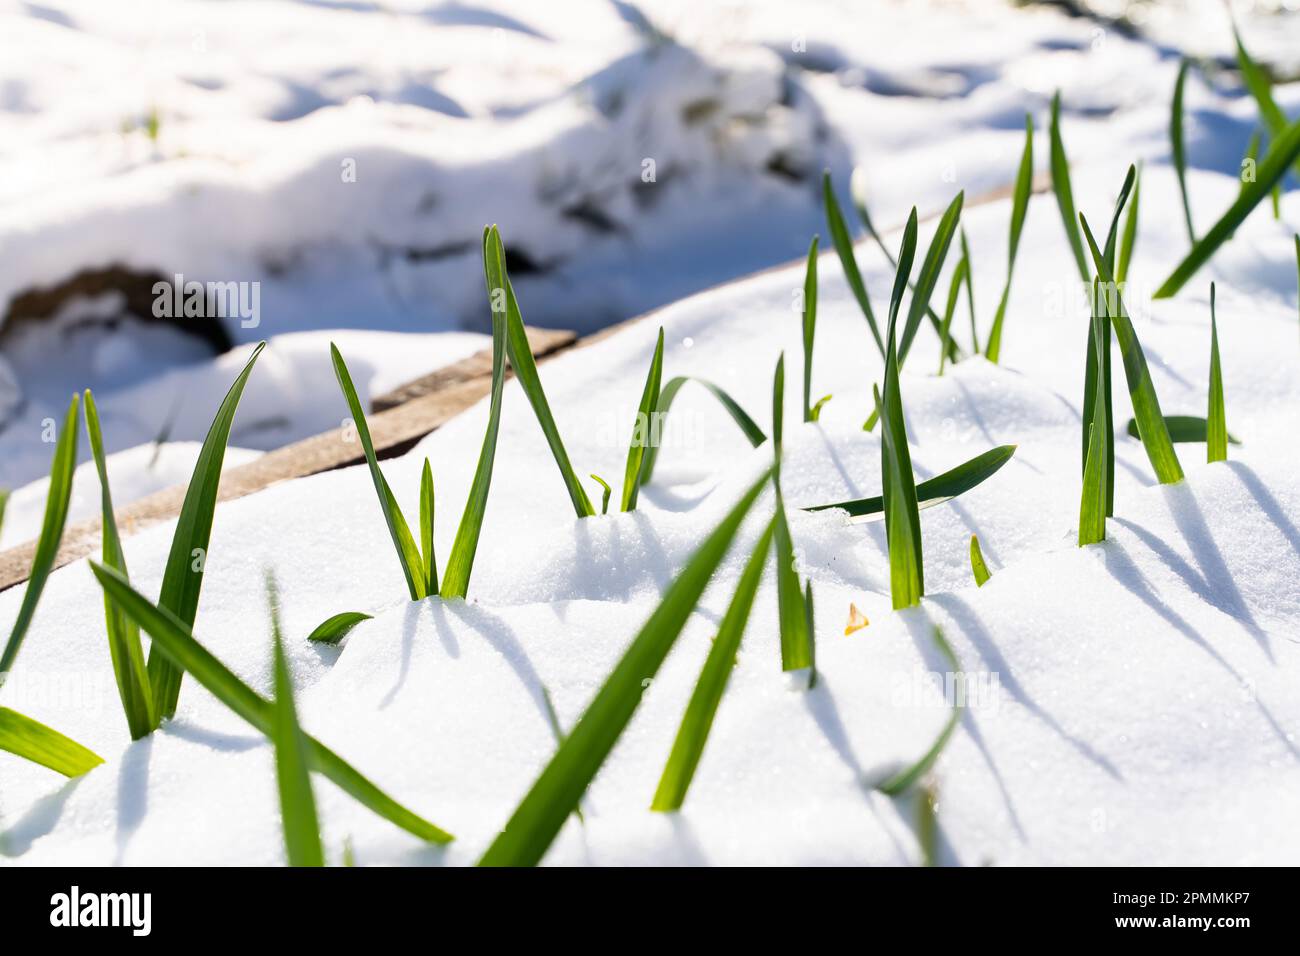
1 149 1299 864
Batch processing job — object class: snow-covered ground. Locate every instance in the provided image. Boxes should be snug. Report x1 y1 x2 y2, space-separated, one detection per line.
1 0 1298 865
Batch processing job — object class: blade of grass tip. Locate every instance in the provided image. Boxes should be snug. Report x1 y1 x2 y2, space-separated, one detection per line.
1155 113 1300 299
899 192 963 367
1117 163 1141 286
620 327 665 512
589 474 611 515
984 113 1034 364
0 706 103 777
969 534 992 587
0 488 9 539
639 376 764 486
90 561 454 844
478 468 773 866
84 390 154 739
439 263 510 600
802 235 818 422
1081 215 1183 483
937 253 969 376
419 458 437 595
1171 58 1196 245
486 226 595 518
806 445 1017 521
823 171 884 356
1049 91 1090 284
772 354 811 671
268 572 324 867
960 228 978 354
851 171 962 365
1234 23 1297 173
330 344 425 602
149 343 267 720
877 626 960 794
651 517 776 811
0 394 79 676
306 611 373 645
810 394 832 421
1207 283 1227 463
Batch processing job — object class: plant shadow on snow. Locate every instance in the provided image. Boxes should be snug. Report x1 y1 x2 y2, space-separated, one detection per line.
114 735 152 866
1092 540 1299 761
0 775 85 858
1225 462 1300 599
925 592 1122 794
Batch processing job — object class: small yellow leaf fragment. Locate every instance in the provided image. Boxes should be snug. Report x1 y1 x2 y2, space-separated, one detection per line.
844 603 870 636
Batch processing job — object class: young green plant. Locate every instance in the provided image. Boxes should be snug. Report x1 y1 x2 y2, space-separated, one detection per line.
90 561 453 844
878 212 924 609
772 354 812 672
1079 280 1111 546
1081 186 1183 485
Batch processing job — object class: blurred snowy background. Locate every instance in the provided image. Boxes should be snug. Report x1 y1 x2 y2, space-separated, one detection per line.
0 0 1296 543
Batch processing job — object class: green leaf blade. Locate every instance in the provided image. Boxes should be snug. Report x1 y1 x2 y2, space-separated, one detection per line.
620 328 665 512
1207 284 1227 463
0 706 103 778
84 390 154 739
804 445 1017 522
269 574 325 867
822 171 883 356
487 226 595 518
306 611 374 645
150 343 267 718
638 377 765 486
651 517 776 811
0 394 80 677
1155 113 1300 298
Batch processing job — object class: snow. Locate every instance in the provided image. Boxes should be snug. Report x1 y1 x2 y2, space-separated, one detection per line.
1 0 1299 866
